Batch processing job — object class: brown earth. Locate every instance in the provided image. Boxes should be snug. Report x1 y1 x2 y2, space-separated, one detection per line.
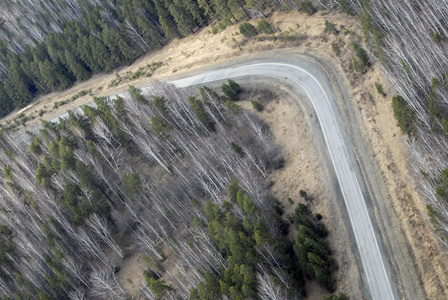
5 9 448 300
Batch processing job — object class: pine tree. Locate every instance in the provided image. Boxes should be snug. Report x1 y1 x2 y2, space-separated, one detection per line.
75 24 102 73
183 0 205 26
392 95 415 135
45 34 66 65
4 56 34 107
212 0 235 22
135 13 164 49
99 26 122 61
21 47 50 93
198 0 216 19
89 35 114 72
169 0 196 37
39 59 71 91
153 0 180 39
116 26 140 60
0 83 12 117
64 49 90 81
228 0 247 21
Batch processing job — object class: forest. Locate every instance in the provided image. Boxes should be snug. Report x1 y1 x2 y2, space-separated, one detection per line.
0 80 339 299
0 0 304 118
1 0 448 297
331 1 448 254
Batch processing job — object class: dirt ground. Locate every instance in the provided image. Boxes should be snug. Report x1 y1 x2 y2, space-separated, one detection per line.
5 9 448 300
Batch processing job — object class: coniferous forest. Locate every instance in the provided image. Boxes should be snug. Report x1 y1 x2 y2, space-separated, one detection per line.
0 0 300 118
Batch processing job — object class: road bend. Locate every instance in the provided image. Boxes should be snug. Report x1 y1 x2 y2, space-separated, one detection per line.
48 61 398 299
167 62 398 300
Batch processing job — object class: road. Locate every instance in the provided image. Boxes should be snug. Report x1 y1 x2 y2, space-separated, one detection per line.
49 61 397 299
165 62 398 300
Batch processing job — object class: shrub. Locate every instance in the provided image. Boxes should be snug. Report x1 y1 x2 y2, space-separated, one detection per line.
331 43 340 56
392 95 414 135
297 0 315 15
226 100 240 114
222 81 240 101
257 19 274 34
239 23 257 37
251 100 264 111
375 82 385 96
353 42 369 67
352 57 364 73
433 31 442 43
230 142 245 157
132 70 143 79
227 79 240 94
324 20 338 35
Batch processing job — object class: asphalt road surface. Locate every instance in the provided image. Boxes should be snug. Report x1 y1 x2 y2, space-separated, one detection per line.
50 60 398 299
167 62 398 300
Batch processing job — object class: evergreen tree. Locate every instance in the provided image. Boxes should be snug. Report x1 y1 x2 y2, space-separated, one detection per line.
4 56 34 107
239 22 257 37
169 0 196 37
21 45 50 93
39 60 71 91
0 83 13 117
392 95 414 135
135 14 164 50
64 50 90 81
183 0 205 26
76 26 102 73
153 0 181 39
90 35 114 72
211 0 235 22
228 0 247 21
45 34 66 65
198 0 216 19
133 0 165 48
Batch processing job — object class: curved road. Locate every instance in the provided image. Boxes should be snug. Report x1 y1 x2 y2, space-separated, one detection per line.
50 60 397 299
166 63 398 300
